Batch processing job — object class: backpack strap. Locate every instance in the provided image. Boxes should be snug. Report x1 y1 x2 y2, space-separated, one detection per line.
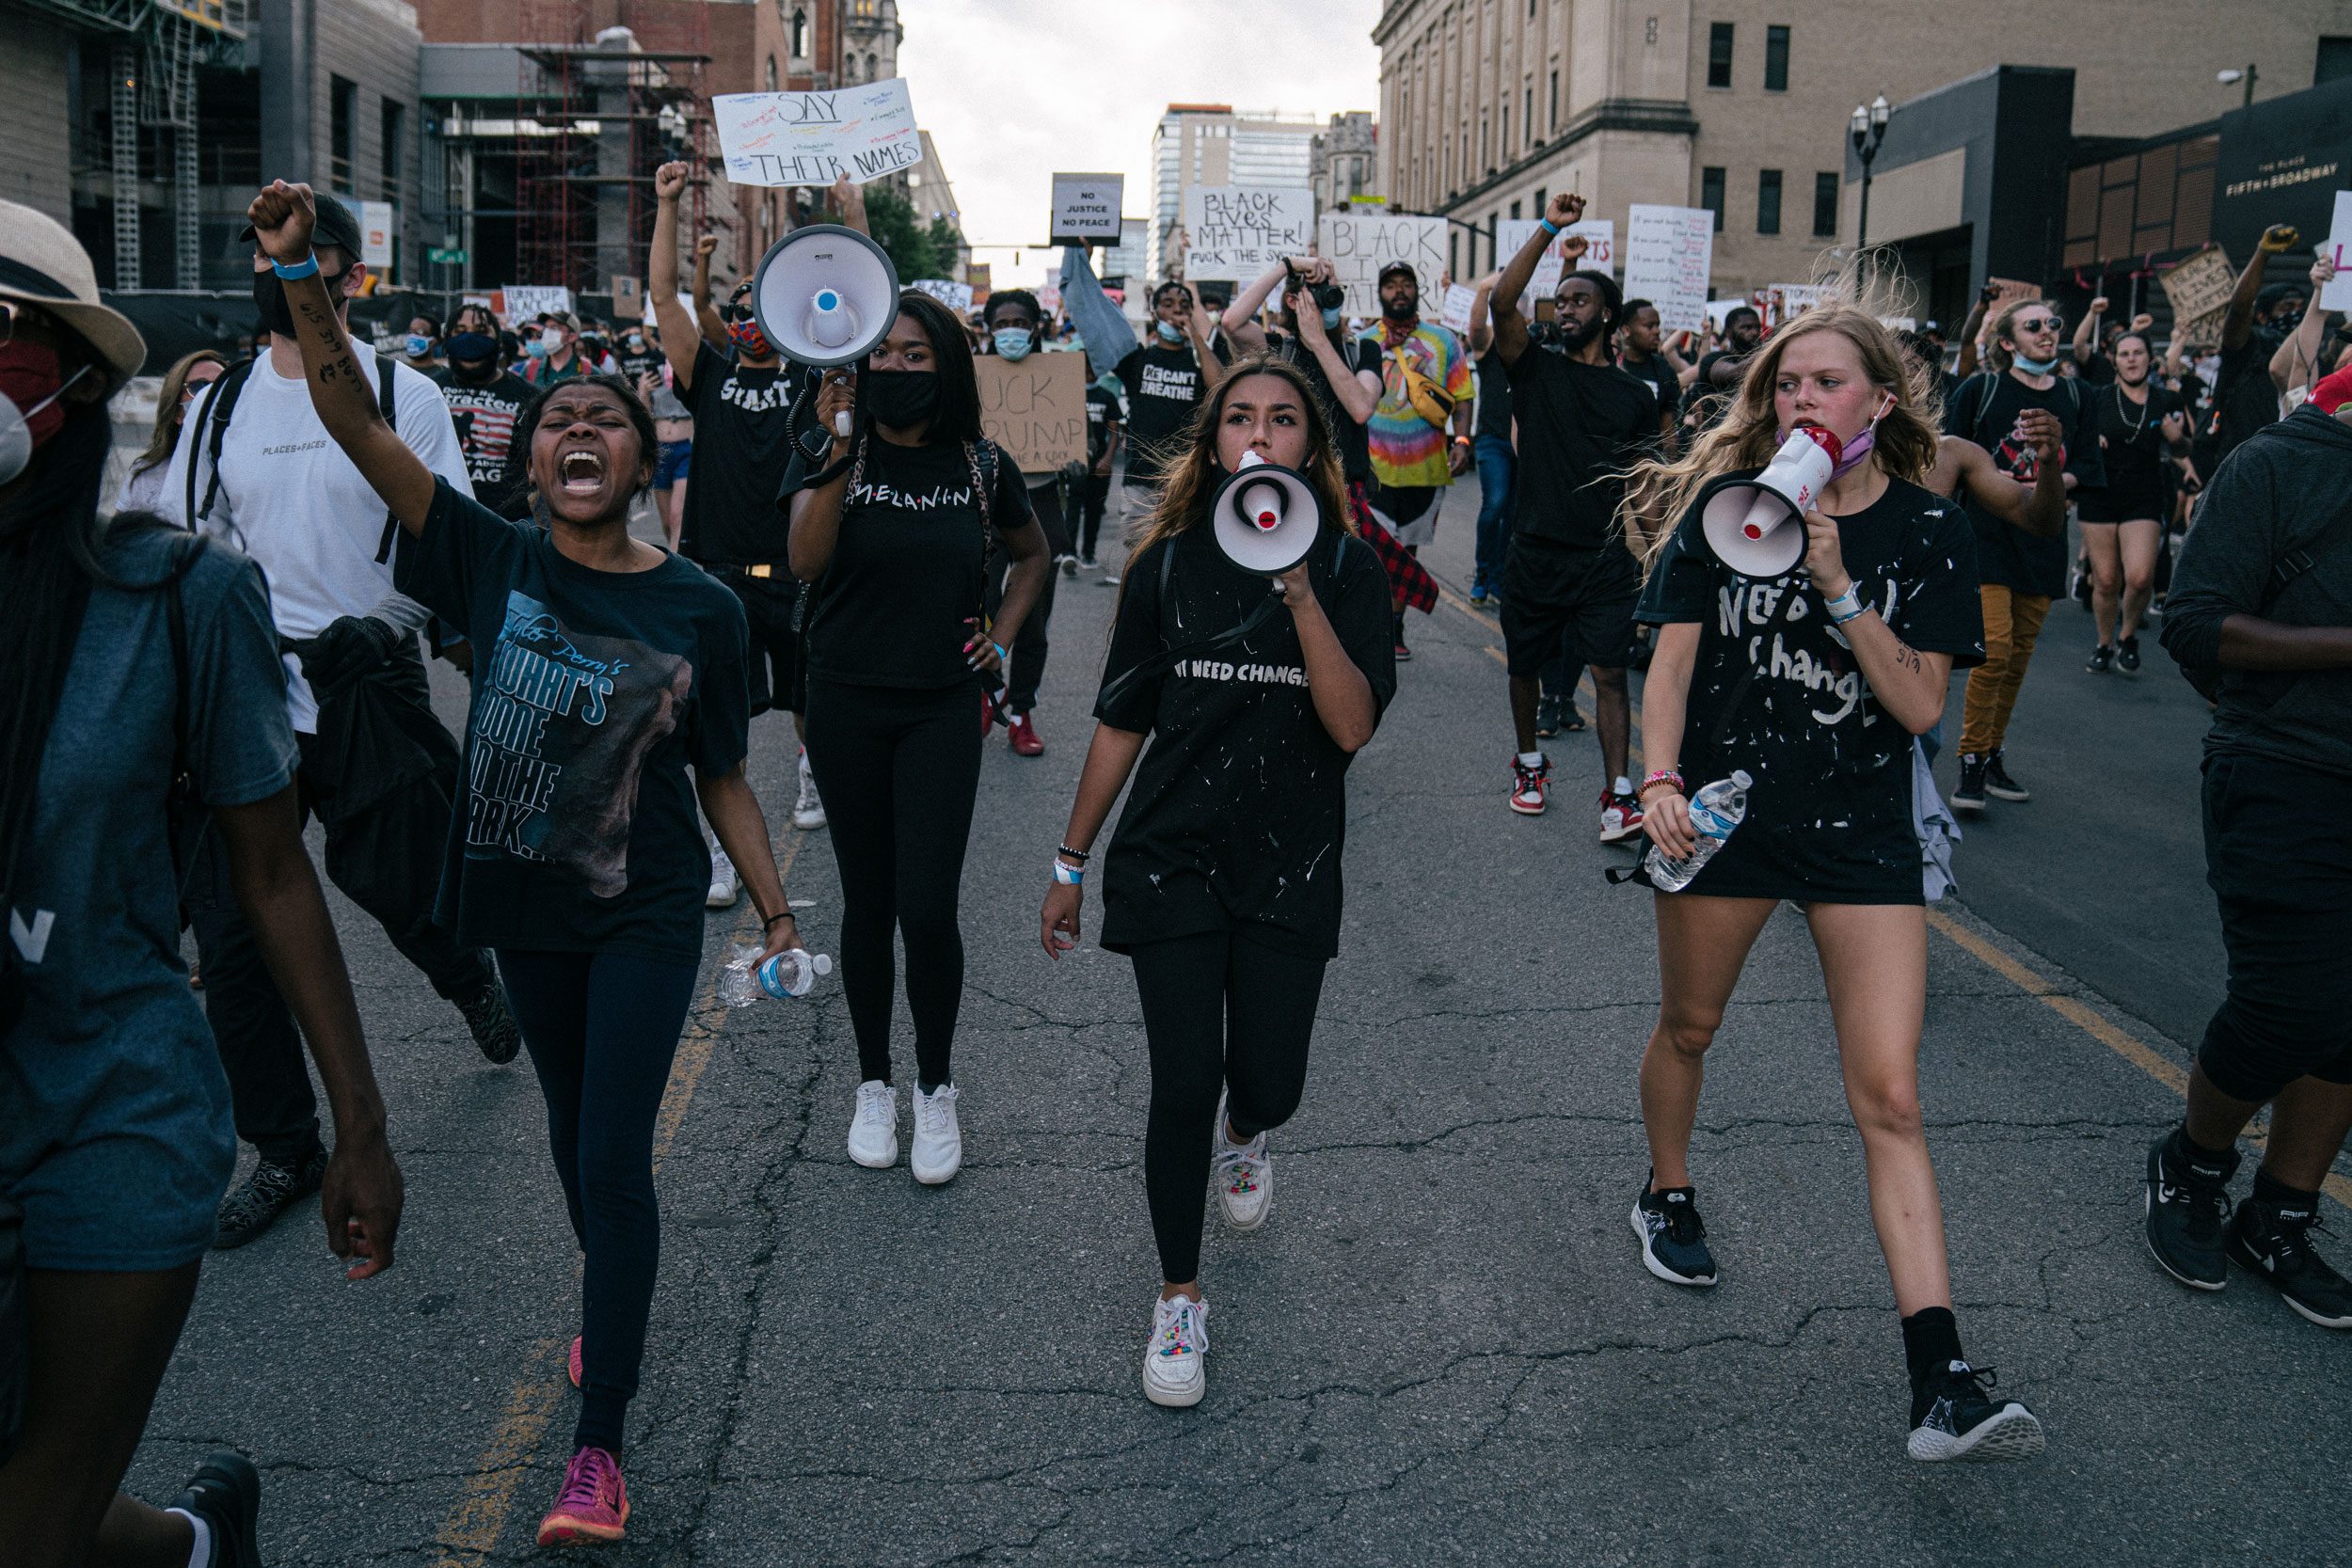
161 532 214 900
373 351 402 563
186 356 258 531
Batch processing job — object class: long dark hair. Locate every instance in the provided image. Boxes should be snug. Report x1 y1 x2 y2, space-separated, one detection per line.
855 289 981 444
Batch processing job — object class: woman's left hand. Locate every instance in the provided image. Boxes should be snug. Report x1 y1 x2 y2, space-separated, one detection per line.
964 617 1005 676
1800 510 1850 599
1273 562 1314 610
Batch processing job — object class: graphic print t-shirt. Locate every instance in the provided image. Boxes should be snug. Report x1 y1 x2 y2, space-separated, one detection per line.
1505 349 1661 550
1944 370 2102 597
429 367 536 513
1085 382 1120 467
395 479 751 963
1363 321 1472 488
1115 343 1209 486
1092 521 1396 958
677 341 799 565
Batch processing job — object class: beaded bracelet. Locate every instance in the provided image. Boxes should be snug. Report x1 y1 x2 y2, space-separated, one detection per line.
1057 844 1091 863
1638 769 1685 799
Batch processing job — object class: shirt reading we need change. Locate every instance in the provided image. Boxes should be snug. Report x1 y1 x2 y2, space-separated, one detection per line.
396 479 751 963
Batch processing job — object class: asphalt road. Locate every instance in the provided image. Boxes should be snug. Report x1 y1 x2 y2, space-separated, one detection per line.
129 479 2350 1566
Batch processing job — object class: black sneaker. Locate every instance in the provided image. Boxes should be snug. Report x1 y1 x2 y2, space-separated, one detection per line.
172 1450 262 1566
1630 1180 1718 1287
1078 553 1097 569
2144 1130 2237 1291
457 975 520 1064
2085 644 2114 673
1534 694 1564 738
1952 754 1988 816
214 1145 327 1249
1907 1360 2045 1462
2226 1196 2352 1328
1983 750 2031 802
2117 635 2142 674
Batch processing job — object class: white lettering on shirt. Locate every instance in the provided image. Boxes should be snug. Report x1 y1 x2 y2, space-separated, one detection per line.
1173 658 1309 687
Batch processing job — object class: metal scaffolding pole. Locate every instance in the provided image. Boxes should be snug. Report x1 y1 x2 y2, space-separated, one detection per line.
112 42 142 289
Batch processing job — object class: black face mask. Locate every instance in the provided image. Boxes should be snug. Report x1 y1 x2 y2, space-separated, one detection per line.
252 266 342 339
864 369 940 428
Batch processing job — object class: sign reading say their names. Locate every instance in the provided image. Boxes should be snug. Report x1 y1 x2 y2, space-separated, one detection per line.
1622 204 1715 336
977 350 1089 473
1182 186 1315 282
712 79 922 187
1318 214 1448 318
1051 173 1124 245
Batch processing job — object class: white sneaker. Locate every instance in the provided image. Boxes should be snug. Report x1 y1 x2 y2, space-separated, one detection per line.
792 752 826 832
706 843 739 909
1141 1293 1209 1407
1211 1124 1272 1230
847 1080 898 1168
910 1082 962 1185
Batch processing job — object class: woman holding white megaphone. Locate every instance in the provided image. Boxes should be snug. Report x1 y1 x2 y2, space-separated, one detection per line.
1618 302 2049 1463
1040 356 1394 1410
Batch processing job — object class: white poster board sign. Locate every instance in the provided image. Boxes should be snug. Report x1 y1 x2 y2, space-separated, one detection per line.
2322 192 2352 311
1317 214 1448 318
1050 173 1124 245
712 79 922 187
359 200 395 269
1495 218 1614 313
1623 204 1715 336
911 278 975 313
1438 283 1476 334
1762 283 1832 328
501 284 575 323
1181 186 1315 282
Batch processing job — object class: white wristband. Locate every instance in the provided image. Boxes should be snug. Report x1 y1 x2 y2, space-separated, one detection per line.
1052 858 1084 886
1824 588 1866 625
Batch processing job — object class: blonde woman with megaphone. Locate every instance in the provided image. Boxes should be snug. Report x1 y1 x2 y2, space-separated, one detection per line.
1618 299 2048 1464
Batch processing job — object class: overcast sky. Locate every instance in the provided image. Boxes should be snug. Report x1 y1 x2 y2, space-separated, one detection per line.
895 0 1382 290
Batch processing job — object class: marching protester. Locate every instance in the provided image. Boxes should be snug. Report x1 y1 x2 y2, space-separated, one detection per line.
246 177 803 1544
430 302 537 517
980 288 1073 756
1616 297 1685 428
1489 194 1671 833
787 287 1053 1184
1041 354 1393 1407
1360 259 1472 659
2079 331 2187 673
2201 225 2306 468
1216 253 1383 494
0 196 403 1568
1941 295 2102 816
2266 255 2342 407
1114 280 1225 570
159 186 517 1250
521 309 611 387
1466 270 1516 605
112 348 225 515
1075 357 1122 569
1621 297 2045 1461
1681 304 1762 433
651 161 828 867
399 312 442 372
2148 366 2352 1330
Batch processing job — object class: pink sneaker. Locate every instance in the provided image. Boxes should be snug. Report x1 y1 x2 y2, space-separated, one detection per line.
567 1336 582 1389
537 1445 628 1545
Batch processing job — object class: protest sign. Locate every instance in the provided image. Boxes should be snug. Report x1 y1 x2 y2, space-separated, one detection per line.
1038 284 1063 316
1496 217 1614 313
1761 284 1831 328
2323 192 2352 312
911 278 975 313
977 350 1089 473
1181 186 1315 283
1438 283 1476 334
501 284 574 323
359 201 395 269
712 80 922 187
1050 173 1124 245
1317 214 1448 317
2157 249 2236 333
612 274 644 323
1623 205 1714 335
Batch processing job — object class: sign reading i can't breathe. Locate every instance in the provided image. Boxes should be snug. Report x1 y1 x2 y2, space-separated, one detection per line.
712 80 923 186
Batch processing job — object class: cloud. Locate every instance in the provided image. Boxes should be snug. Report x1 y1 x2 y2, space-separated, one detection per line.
895 0 1380 290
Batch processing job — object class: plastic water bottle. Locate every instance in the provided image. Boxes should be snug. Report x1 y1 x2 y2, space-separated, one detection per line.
716 942 834 1007
1644 769 1755 894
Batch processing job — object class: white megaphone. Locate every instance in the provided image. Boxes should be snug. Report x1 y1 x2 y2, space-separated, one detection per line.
1209 451 1321 575
750 222 901 435
1698 423 1842 578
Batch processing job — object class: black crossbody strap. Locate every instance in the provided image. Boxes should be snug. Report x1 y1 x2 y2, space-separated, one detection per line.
373 351 403 563
1095 535 1292 717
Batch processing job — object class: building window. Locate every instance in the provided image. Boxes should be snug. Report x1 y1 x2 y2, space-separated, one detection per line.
1534 186 1545 214
1524 84 1534 143
766 55 778 91
1707 23 1733 88
1549 69 1558 128
790 7 809 58
329 76 358 194
1756 168 1782 234
379 100 404 204
1510 199 1521 220
1813 172 1838 237
1764 25 1789 91
1701 166 1725 230
867 52 879 77
2320 36 2352 83
1501 105 1509 156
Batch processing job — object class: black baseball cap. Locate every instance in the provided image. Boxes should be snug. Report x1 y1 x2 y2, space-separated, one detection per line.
1377 261 1420 287
239 188 366 260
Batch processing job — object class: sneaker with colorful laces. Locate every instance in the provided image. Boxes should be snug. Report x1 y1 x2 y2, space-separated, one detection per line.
1598 788 1646 844
1212 1126 1272 1230
1141 1293 1210 1407
537 1446 628 1545
1508 753 1550 816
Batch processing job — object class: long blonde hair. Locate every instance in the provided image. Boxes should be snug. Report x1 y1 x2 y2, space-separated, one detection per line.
1620 301 1941 564
1129 353 1355 562
132 349 229 477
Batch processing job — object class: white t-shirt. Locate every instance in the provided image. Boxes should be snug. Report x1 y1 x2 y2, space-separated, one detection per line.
161 343 473 734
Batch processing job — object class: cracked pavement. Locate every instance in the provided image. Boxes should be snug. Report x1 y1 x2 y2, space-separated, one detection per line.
130 482 2351 1565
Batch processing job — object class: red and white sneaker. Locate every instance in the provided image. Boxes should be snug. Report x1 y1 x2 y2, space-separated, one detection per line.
1508 754 1550 816
1598 789 1645 843
537 1446 628 1545
1007 711 1045 756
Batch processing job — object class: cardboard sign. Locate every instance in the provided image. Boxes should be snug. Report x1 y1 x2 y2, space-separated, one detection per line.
1317 214 1448 317
1623 205 1715 336
1051 172 1124 245
1181 186 1316 283
501 284 575 323
359 200 395 269
712 80 922 187
612 274 644 323
911 278 974 313
1438 282 1477 334
2172 306 2230 352
2161 251 2240 335
977 350 1089 473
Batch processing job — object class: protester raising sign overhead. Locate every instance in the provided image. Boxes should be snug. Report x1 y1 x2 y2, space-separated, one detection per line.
713 79 923 186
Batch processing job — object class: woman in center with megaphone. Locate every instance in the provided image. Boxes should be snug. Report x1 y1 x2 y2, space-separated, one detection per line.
1039 355 1395 1409
1617 301 2049 1463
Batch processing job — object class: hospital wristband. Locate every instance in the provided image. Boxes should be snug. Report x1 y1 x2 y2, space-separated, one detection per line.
272 251 321 279
1051 858 1084 886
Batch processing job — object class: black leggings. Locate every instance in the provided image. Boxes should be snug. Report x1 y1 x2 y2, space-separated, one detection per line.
1130 928 1328 1284
804 678 983 1088
495 947 698 1456
1076 473 1111 558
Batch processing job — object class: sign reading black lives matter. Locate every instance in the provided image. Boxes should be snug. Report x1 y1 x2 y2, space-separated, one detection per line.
976 351 1089 473
1317 214 1448 317
712 80 923 186
1051 173 1124 245
1182 186 1315 283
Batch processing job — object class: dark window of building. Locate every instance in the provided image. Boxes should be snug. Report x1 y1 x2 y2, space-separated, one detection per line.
1524 85 1534 142
379 100 404 205
766 55 778 91
1535 186 1546 213
2320 36 2352 83
329 76 357 194
1757 168 1782 234
790 8 809 58
1701 166 1725 230
1451 231 1460 278
2059 133 2217 269
1812 171 1838 237
1708 23 1734 88
1549 70 1558 128
1502 105 1510 155
1510 199 1522 220
1764 25 1789 91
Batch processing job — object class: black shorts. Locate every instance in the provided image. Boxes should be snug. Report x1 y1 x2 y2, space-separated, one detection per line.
2078 484 2167 524
716 569 805 718
1500 536 1641 677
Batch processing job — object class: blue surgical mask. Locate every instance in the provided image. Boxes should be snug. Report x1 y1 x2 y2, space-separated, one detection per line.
1156 320 1183 344
2013 353 2058 375
993 327 1035 361
523 338 549 359
1321 306 1344 331
405 334 434 358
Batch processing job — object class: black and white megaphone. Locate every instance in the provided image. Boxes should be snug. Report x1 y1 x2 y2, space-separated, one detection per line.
1209 451 1321 575
751 222 900 436
1698 423 1843 578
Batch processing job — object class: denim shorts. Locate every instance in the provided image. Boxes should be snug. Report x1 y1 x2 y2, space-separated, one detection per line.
653 439 692 490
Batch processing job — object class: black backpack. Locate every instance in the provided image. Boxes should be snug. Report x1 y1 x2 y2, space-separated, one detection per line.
183 348 400 561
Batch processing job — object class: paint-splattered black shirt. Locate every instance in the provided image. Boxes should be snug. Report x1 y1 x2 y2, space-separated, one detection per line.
1092 520 1396 958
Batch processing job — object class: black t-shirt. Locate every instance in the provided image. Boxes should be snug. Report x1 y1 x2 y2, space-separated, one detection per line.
1092 521 1395 959
2215 327 2285 462
783 437 1034 689
677 341 799 565
2089 380 2181 494
1944 370 2103 596
1619 351 1677 415
613 339 663 384
2077 349 2115 386
1474 347 1514 442
428 367 536 513
1682 349 1747 423
1263 330 1381 486
1115 343 1210 486
1636 475 1984 829
1504 349 1660 550
394 479 752 965
1086 383 1120 467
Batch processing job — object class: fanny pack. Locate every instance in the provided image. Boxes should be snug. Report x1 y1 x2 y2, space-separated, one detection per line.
1399 359 1456 431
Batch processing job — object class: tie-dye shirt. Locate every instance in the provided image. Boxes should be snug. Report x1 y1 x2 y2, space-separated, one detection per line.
1361 321 1473 488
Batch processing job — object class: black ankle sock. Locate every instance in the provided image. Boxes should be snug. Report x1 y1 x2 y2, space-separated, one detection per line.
2167 1125 2234 1179
2252 1166 2319 1214
1900 1307 1963 1386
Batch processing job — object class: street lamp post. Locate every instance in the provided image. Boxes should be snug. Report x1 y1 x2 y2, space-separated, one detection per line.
2217 64 2258 109
1850 93 1890 252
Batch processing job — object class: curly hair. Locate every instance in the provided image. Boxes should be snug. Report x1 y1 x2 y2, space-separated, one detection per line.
1125 354 1356 569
